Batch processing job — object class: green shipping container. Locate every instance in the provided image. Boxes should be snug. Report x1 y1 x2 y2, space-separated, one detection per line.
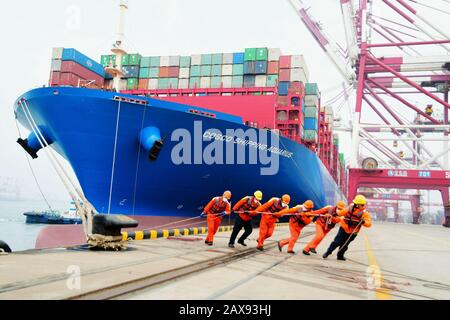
189 77 201 88
256 48 268 61
232 64 244 76
149 56 160 67
211 65 222 76
121 54 130 66
211 53 222 65
211 76 222 88
305 83 319 95
180 56 191 68
190 65 201 77
140 57 151 68
149 67 159 78
158 78 170 89
303 130 318 143
201 65 211 76
127 78 138 89
139 68 150 78
266 74 278 86
101 55 110 66
244 48 257 61
304 106 318 118
339 153 345 164
201 54 212 65
168 78 178 89
128 54 141 66
232 75 243 87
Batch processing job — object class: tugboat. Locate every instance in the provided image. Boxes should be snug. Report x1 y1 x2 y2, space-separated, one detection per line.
23 205 82 225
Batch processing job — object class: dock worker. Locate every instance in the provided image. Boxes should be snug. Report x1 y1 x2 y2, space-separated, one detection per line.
277 200 332 254
228 191 263 248
201 191 232 246
323 195 372 261
255 195 291 251
303 200 346 255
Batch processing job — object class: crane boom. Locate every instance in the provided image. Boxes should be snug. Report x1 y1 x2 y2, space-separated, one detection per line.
287 0 357 84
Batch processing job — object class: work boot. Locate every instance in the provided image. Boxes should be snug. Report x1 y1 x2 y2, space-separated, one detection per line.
302 250 310 256
277 241 282 252
310 248 317 254
287 250 295 254
237 240 247 247
337 255 346 261
228 243 235 248
256 246 264 251
323 252 330 259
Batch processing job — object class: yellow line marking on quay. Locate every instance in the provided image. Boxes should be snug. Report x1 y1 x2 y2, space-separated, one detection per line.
135 231 144 240
150 230 157 239
364 235 392 300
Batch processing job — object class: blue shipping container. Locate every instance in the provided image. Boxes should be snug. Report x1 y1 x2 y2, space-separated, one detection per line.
278 81 290 96
243 75 256 87
243 61 256 75
255 61 267 74
304 118 318 131
233 52 245 64
62 48 105 77
122 66 140 78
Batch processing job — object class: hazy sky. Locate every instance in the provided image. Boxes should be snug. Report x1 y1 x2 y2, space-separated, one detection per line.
0 0 448 204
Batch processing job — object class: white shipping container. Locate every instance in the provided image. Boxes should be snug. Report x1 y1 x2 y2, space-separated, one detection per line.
200 77 211 88
222 53 233 64
51 59 62 71
169 55 180 66
119 79 127 91
304 95 319 106
325 114 334 125
221 76 232 88
52 47 63 60
290 68 308 83
179 67 190 79
222 64 233 76
324 106 334 116
148 79 158 89
268 48 281 61
255 75 267 87
160 56 170 67
191 54 201 65
178 78 189 89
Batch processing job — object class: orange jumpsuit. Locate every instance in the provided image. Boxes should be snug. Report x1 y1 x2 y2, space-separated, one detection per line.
203 196 231 243
278 205 330 252
256 198 288 249
304 206 342 253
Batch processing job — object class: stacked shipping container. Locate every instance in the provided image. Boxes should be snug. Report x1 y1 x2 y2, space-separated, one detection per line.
303 83 320 143
50 48 105 89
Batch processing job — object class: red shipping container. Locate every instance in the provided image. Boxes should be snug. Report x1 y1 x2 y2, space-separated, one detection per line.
138 79 149 89
168 66 180 78
267 61 279 75
279 56 291 69
49 71 61 86
288 81 304 95
60 61 104 87
60 72 85 87
159 67 169 78
279 69 291 82
276 96 289 106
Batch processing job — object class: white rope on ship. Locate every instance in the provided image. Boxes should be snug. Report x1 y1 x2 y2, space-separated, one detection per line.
18 99 96 238
107 99 122 214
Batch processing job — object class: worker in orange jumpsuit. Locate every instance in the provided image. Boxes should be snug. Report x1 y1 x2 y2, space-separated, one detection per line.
228 191 263 248
201 190 232 245
277 200 331 254
303 200 346 255
255 194 290 251
323 195 372 260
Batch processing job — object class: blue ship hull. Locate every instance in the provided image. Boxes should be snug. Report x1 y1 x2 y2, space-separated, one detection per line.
15 87 344 220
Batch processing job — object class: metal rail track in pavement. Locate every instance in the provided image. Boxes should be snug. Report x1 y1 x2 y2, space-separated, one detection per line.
67 231 315 300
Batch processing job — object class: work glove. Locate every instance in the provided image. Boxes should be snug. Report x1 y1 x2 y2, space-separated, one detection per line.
360 219 366 224
219 211 227 217
200 212 206 218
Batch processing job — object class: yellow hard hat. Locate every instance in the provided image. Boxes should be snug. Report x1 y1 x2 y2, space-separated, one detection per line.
223 190 232 200
353 195 366 205
303 200 314 209
282 194 291 204
336 201 346 210
254 190 263 201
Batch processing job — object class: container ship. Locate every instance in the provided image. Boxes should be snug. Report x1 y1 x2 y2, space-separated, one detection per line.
15 45 347 229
